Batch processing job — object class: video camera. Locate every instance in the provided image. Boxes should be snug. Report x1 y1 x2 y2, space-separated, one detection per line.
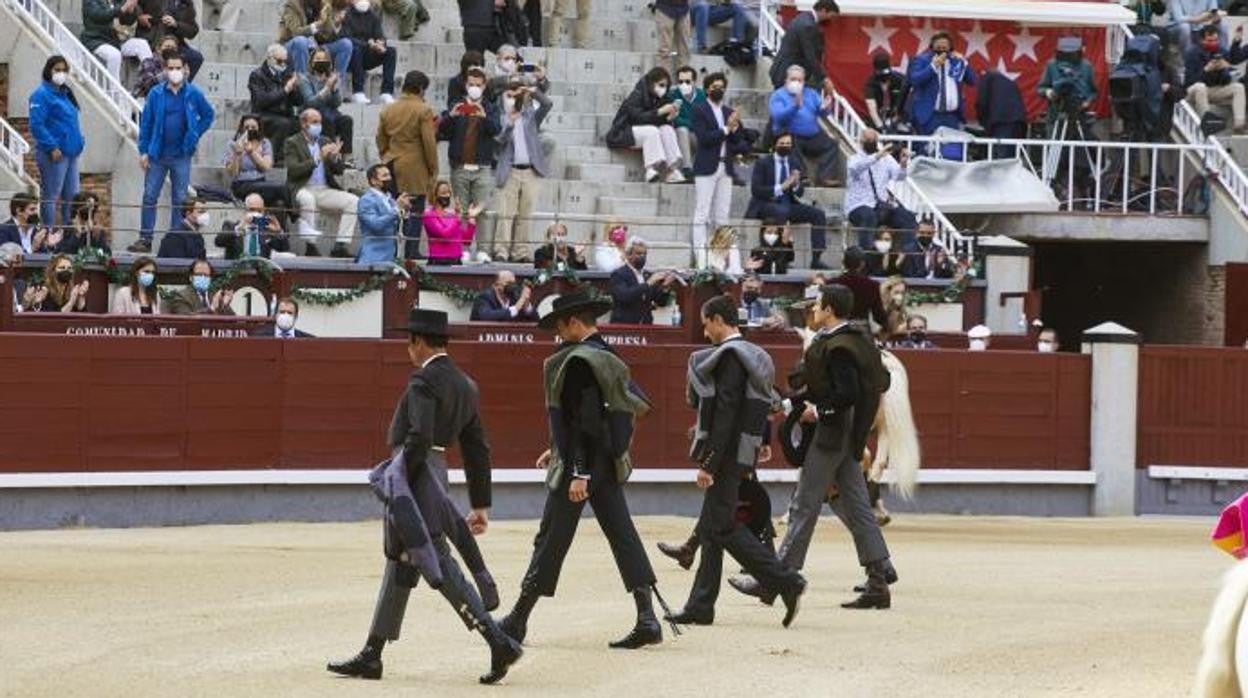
1108 33 1164 139
1048 37 1090 115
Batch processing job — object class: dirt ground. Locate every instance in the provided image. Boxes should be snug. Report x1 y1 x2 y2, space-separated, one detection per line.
0 514 1228 697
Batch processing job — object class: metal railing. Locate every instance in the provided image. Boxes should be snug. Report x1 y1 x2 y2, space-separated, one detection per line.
3 0 142 138
1172 99 1248 216
0 116 32 183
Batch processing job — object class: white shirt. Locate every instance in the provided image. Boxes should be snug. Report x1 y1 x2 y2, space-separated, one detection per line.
772 156 791 198
307 139 326 187
421 352 448 369
18 226 34 254
512 114 531 166
707 245 743 275
844 152 905 213
594 244 625 272
630 262 645 284
934 60 961 113
275 325 295 338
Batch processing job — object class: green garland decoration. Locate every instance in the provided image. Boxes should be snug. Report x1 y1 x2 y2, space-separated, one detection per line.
906 271 973 306
417 271 481 307
211 257 274 293
687 268 734 288
532 264 582 287
72 246 126 284
291 271 393 307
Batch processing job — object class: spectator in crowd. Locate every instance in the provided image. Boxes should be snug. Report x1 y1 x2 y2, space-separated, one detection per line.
653 0 692 69
496 0 532 47
593 222 628 271
81 0 151 82
133 0 204 80
41 253 89 313
548 0 590 48
1184 24 1246 132
487 46 551 100
215 193 290 259
967 323 991 351
930 246 957 279
440 66 499 254
110 256 162 314
691 0 748 53
168 259 235 315
249 45 305 168
377 70 438 259
769 65 839 187
59 193 111 254
534 222 588 270
892 314 936 349
908 32 976 143
905 217 944 278
745 131 828 268
607 67 687 184
831 246 887 327
879 275 909 340
459 0 502 54
279 0 354 80
740 272 785 328
446 50 485 108
0 242 43 313
750 219 794 274
0 193 55 254
705 225 745 274
864 51 907 133
669 65 704 176
222 114 288 211
424 180 482 265
132 51 214 254
768 0 838 89
356 164 409 263
470 270 536 321
1037 327 1059 352
494 78 553 263
691 71 749 267
298 47 354 153
157 197 209 259
287 108 357 257
29 56 84 229
251 296 315 337
343 0 398 104
977 68 1027 153
132 35 179 99
1038 37 1098 137
1169 0 1226 53
609 237 677 324
844 129 915 248
866 228 906 277
378 0 430 41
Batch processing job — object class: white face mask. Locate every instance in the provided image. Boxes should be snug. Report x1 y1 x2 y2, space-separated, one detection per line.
466 84 483 101
969 339 987 351
874 240 892 253
763 232 779 245
166 69 185 85
195 212 210 228
276 312 297 332
499 58 516 75
1037 340 1055 353
786 80 803 95
353 0 370 11
503 96 517 112
678 83 693 97
51 71 68 87
654 84 668 98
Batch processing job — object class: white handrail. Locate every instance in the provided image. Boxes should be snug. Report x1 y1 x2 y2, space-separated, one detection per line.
1172 98 1248 216
0 116 32 182
2 0 141 138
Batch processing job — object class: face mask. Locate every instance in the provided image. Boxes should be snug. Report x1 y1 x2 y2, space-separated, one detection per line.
874 240 892 253
499 58 516 74
312 61 331 74
707 87 725 102
608 228 626 245
863 140 878 154
466 85 483 101
763 232 779 245
1037 341 1055 353
553 233 567 243
306 123 322 139
786 80 803 95
167 69 185 85
353 0 370 11
969 339 987 351
436 196 451 207
653 84 668 98
1203 40 1220 52
678 83 693 97
26 213 40 227
191 274 211 293
51 71 68 86
909 330 926 343
502 283 519 297
138 271 155 288
505 96 520 113
632 254 647 269
276 312 297 332
743 291 760 305
775 146 792 158
268 59 286 74
55 269 73 283
195 212 210 228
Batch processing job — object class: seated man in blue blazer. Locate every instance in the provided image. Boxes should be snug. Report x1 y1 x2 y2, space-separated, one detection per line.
691 71 752 268
608 237 677 325
470 270 538 321
745 132 828 269
250 296 315 337
157 197 209 260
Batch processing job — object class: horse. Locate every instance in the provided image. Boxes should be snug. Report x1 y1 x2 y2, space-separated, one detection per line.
1195 559 1248 697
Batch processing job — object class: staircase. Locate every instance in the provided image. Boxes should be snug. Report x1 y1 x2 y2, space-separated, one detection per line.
0 114 36 195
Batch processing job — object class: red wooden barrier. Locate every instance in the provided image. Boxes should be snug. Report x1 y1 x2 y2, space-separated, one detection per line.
1137 346 1248 468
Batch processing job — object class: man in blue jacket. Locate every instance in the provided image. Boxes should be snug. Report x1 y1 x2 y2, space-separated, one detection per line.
356 164 410 263
907 32 976 147
768 65 839 187
130 51 215 254
745 133 828 269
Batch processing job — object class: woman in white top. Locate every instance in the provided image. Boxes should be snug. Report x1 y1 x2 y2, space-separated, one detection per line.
593 221 629 272
705 225 746 275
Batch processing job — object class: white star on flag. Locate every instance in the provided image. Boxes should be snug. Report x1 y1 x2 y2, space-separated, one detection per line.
992 57 1021 82
909 18 939 49
962 21 994 60
861 17 898 55
1007 28 1042 63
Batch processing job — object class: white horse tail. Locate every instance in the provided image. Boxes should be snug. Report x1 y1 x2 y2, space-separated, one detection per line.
875 350 921 501
1195 560 1248 697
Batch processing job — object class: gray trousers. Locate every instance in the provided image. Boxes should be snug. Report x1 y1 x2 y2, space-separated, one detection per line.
777 420 890 571
450 166 496 254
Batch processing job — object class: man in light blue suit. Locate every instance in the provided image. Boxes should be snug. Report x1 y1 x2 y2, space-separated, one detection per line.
356 163 411 263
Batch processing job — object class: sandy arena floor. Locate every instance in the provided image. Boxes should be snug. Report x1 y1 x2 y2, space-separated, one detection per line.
0 514 1228 697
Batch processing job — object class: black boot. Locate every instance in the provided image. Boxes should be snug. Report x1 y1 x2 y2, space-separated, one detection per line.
475 570 500 612
499 589 539 644
843 560 892 610
727 574 777 606
809 252 828 270
780 575 807 628
330 241 353 258
608 587 663 649
434 547 524 684
852 559 899 593
326 636 384 680
656 533 700 570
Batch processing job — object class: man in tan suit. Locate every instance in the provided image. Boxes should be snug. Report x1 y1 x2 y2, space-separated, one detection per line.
377 70 438 259
167 259 237 315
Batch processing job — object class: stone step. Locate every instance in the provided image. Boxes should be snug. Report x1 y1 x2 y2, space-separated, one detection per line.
567 162 628 182
597 196 659 219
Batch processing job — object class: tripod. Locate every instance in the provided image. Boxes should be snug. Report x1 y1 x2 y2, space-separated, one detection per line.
1042 107 1099 209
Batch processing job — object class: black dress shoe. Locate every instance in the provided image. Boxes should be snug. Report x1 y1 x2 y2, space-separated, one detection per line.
780 577 806 628
664 607 714 626
479 635 523 685
304 241 323 257
475 571 500 612
499 611 527 644
841 587 890 610
608 620 662 649
326 651 382 680
852 565 899 593
330 242 352 258
656 540 696 570
727 574 776 606
126 239 152 254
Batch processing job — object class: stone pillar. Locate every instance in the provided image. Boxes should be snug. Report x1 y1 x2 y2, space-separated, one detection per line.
979 235 1032 336
1081 322 1141 517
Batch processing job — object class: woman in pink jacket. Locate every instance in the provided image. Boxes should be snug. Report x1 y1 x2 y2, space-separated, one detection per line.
422 181 482 265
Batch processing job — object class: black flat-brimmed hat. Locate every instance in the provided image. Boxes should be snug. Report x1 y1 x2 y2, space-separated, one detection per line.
396 308 450 337
537 289 613 330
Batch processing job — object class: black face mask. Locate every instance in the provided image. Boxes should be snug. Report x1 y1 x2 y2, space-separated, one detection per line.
502 283 519 298
55 269 73 283
910 330 926 343
743 291 760 305
312 62 331 74
775 146 792 158
26 213 39 227
436 196 451 207
632 254 647 269
863 140 878 154
707 87 725 102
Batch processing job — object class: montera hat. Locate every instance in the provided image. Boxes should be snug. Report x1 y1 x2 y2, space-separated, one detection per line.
537 289 613 330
